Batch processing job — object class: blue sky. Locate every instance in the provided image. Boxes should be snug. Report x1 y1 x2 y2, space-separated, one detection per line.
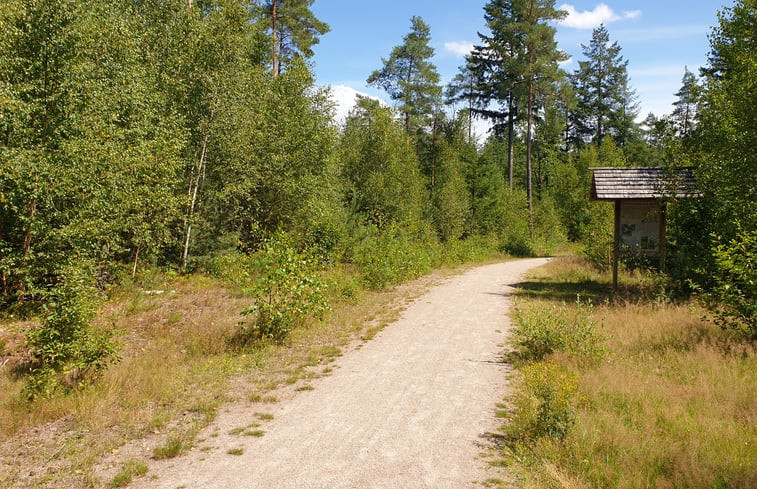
309 1 728 131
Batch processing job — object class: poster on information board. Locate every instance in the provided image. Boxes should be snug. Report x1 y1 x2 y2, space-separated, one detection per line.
619 203 661 252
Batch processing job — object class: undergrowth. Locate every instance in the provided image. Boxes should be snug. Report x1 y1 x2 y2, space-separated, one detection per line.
0 231 511 488
499 256 757 489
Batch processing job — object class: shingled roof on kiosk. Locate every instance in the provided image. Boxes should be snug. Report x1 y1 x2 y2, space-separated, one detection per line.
590 167 700 201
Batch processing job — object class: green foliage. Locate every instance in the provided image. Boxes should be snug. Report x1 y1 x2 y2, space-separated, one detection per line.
699 228 757 338
367 16 441 133
498 188 533 256
666 0 755 311
531 196 568 256
507 361 578 442
580 202 614 272
24 264 116 399
550 155 589 241
206 247 259 295
513 299 605 364
352 225 435 289
241 237 329 343
570 25 639 146
431 141 472 242
340 97 426 228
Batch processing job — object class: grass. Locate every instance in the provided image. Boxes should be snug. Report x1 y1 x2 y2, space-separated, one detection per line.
497 256 757 489
248 393 278 404
226 448 244 456
152 428 197 460
109 459 148 488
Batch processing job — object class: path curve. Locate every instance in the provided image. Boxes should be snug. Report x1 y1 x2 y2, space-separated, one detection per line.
132 258 550 489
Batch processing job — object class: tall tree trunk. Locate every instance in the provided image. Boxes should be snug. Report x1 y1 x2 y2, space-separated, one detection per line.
22 200 36 261
526 79 534 239
18 200 37 295
0 211 5 298
181 132 209 272
404 58 414 133
467 78 474 141
131 244 141 279
507 92 514 189
271 0 279 79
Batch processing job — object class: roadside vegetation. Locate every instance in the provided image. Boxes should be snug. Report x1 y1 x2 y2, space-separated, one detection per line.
496 256 757 489
0 237 508 488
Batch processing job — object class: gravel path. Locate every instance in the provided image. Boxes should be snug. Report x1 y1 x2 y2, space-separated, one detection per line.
132 258 550 489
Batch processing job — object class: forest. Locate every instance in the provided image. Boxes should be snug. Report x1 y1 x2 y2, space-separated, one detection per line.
0 0 754 400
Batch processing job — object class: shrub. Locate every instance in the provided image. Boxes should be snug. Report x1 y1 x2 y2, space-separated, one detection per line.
699 227 756 338
207 250 259 294
513 299 606 364
507 361 578 442
240 237 328 343
352 225 434 289
24 263 116 399
580 202 614 271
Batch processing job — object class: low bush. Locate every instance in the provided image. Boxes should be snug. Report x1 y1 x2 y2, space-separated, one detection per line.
24 263 116 399
352 225 435 289
699 227 756 338
506 361 578 442
512 299 606 365
240 236 329 343
206 250 259 295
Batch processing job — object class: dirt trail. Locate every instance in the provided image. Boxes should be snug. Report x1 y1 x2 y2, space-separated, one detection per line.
131 258 550 489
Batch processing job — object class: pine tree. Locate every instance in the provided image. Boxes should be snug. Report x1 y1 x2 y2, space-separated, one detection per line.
571 25 638 146
260 0 330 78
468 1 566 236
367 16 442 134
671 68 701 137
445 61 484 142
468 0 525 188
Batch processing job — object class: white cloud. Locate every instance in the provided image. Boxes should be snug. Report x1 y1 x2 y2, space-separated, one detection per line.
558 3 641 29
559 56 574 67
327 84 385 124
444 41 474 57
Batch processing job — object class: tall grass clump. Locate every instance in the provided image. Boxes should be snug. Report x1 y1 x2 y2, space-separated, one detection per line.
505 361 579 443
512 298 605 365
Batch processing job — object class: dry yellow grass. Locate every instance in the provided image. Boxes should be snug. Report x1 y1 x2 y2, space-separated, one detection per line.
505 257 757 489
0 264 437 488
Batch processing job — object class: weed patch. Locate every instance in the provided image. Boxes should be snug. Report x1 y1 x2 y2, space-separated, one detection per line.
512 299 605 365
110 459 148 488
153 428 196 460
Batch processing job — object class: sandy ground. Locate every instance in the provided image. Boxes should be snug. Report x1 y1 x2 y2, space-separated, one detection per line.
130 258 550 489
